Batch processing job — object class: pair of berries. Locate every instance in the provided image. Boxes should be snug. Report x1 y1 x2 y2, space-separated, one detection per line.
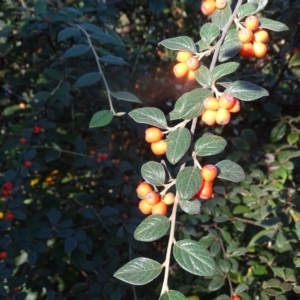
201 94 240 126
1 182 14 197
193 165 218 200
137 182 175 215
173 51 200 80
238 16 269 59
32 125 44 134
96 152 109 162
145 127 167 155
201 0 227 16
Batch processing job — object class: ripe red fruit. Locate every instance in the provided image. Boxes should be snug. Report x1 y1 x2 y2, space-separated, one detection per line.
232 296 241 300
101 153 109 160
3 182 13 190
123 175 130 182
4 212 14 221
239 43 254 59
24 160 32 168
32 125 43 134
19 137 27 144
0 251 8 260
194 180 213 200
202 165 218 181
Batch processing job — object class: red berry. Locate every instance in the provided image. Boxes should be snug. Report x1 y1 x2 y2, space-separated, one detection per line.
0 251 8 260
19 137 27 144
4 212 14 221
3 182 13 190
24 160 32 168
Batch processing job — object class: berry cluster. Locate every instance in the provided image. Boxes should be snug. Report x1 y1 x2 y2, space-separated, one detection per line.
173 51 200 80
193 165 218 200
145 127 167 155
137 182 175 215
239 16 269 59
201 0 227 16
201 93 240 126
1 182 14 197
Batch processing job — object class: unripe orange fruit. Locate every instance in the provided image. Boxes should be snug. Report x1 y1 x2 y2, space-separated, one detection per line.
201 110 217 126
201 0 216 15
253 42 267 58
202 164 218 181
229 100 240 113
152 201 168 215
239 42 254 59
193 180 213 200
245 15 260 31
136 182 153 198
145 127 163 143
215 0 227 9
162 192 175 205
216 108 231 125
151 140 167 155
253 29 269 43
186 57 200 71
238 28 254 44
173 62 189 78
219 94 236 109
187 70 195 81
176 50 192 63
139 199 153 214
203 96 219 111
145 191 161 205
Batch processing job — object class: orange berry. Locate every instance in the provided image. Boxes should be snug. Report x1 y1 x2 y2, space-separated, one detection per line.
193 180 213 200
219 94 236 109
245 15 260 31
162 192 175 205
136 182 153 199
187 70 195 81
202 164 218 181
215 0 227 9
203 96 219 111
151 140 167 155
216 108 231 125
253 29 269 43
176 50 192 63
152 201 168 215
201 0 216 15
232 297 241 300
186 57 200 71
238 28 254 44
173 62 189 78
145 127 163 143
229 100 240 113
253 42 267 58
139 199 153 215
201 110 217 126
145 191 161 205
239 42 254 59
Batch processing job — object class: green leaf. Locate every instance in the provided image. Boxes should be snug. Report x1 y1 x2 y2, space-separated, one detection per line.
166 128 191 165
57 27 80 42
219 259 231 273
289 52 300 67
74 72 101 88
34 91 51 101
248 229 276 247
63 45 90 58
233 205 251 214
141 161 166 186
129 108 168 129
208 276 225 291
212 62 239 81
212 3 232 30
200 23 220 45
176 167 202 201
194 133 227 156
64 237 77 254
216 160 245 182
173 239 215 276
100 55 128 65
248 0 268 13
287 132 299 145
149 0 165 15
259 17 289 32
114 258 162 285
270 122 286 143
111 91 142 103
225 80 269 101
235 284 249 294
170 88 211 120
180 199 201 215
134 215 170 242
159 290 187 300
158 36 196 53
237 3 258 20
194 65 212 88
219 39 242 62
43 68 62 80
89 110 113 128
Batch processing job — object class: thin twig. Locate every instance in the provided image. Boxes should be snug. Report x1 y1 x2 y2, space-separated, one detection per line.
32 145 92 158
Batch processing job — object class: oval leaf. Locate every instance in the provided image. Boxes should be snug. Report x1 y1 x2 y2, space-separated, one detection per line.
113 257 162 285
160 290 187 300
173 239 216 276
141 161 166 186
225 80 269 101
63 45 90 58
158 36 196 53
74 72 101 88
219 39 242 62
212 62 239 81
209 276 225 291
237 3 258 20
216 160 245 182
57 27 80 42
176 167 201 201
111 91 142 103
194 133 227 156
180 199 201 215
166 128 191 165
129 108 168 129
200 23 220 45
89 110 113 128
212 3 232 30
134 215 170 242
259 17 289 32
194 65 212 88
